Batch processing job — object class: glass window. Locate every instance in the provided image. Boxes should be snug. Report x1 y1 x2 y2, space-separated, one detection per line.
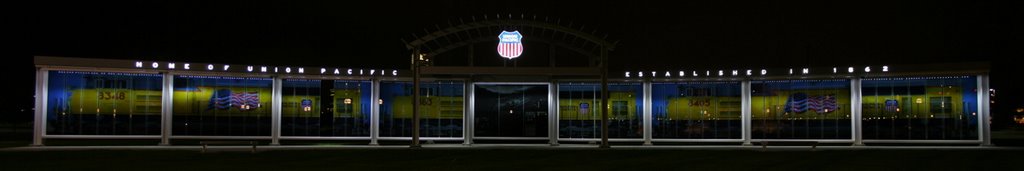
281 80 372 137
862 76 978 140
474 84 548 138
172 76 272 136
46 71 163 135
752 80 851 139
558 82 643 139
379 81 464 137
652 82 742 139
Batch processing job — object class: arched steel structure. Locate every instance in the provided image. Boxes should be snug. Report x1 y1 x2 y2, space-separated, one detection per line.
404 14 618 148
403 14 617 66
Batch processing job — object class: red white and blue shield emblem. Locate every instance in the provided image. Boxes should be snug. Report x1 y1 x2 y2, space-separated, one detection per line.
497 30 523 58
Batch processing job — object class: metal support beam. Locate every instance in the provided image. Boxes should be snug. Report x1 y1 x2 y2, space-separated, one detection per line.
465 81 475 145
549 44 556 67
159 72 173 146
978 75 992 146
599 48 609 148
420 66 600 76
405 20 617 51
412 51 422 148
370 78 381 145
741 80 752 146
851 78 864 146
32 68 48 146
642 79 653 146
270 76 282 145
468 44 474 67
549 80 559 146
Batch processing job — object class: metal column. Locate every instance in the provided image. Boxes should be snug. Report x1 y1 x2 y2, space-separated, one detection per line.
270 76 282 145
370 78 381 145
549 80 559 146
741 80 752 146
159 72 174 146
851 78 864 146
412 54 421 148
464 81 474 145
978 75 991 146
468 44 474 67
642 80 653 145
599 48 609 148
32 68 48 146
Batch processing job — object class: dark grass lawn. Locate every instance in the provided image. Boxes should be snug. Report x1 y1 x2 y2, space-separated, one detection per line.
1 129 1022 171
0 148 1018 171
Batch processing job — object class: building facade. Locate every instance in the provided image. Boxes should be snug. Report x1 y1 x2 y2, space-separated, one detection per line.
31 56 992 146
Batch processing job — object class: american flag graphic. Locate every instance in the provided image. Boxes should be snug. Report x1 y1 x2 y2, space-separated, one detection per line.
785 93 839 114
814 95 839 114
208 89 261 111
785 93 809 113
497 30 523 58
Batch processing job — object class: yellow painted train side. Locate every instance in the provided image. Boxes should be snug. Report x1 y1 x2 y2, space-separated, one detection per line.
389 96 464 119
558 92 638 121
60 89 162 116
663 96 742 120
281 89 365 118
57 86 971 120
860 86 968 118
750 89 852 119
171 86 273 116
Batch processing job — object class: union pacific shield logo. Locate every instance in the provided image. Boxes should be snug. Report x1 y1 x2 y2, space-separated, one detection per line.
497 30 523 58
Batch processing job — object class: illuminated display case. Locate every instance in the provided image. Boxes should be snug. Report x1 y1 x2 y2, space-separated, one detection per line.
46 71 163 135
558 82 643 139
861 76 978 140
171 75 273 136
474 84 549 138
31 57 992 146
281 79 372 137
751 80 852 140
651 82 742 139
379 81 464 138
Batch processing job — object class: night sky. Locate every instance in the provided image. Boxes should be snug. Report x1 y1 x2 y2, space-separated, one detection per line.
17 0 1023 124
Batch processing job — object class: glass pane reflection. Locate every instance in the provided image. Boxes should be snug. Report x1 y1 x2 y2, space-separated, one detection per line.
379 81 464 137
862 76 978 140
46 71 163 135
474 84 549 137
172 75 273 136
281 80 372 137
652 82 741 139
559 82 642 139
752 80 852 139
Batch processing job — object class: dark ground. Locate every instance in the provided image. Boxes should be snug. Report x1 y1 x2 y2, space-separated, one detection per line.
1 126 1022 170
0 148 1019 171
